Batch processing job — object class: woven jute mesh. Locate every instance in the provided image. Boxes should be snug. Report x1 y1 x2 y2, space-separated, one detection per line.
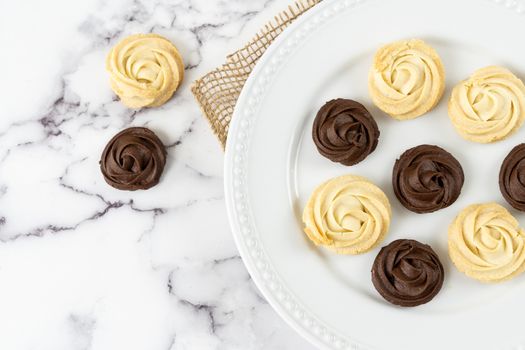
191 0 321 149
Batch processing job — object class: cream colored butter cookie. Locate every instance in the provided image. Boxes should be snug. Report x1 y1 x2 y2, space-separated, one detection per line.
448 202 525 283
106 33 184 108
448 66 525 143
302 175 391 255
368 39 445 120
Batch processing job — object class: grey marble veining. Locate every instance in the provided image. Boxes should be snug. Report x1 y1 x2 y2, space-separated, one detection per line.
0 0 314 348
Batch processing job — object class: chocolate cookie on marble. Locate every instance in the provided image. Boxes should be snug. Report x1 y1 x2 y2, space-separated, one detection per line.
100 127 166 190
392 145 464 213
500 144 525 211
312 99 379 166
372 239 444 307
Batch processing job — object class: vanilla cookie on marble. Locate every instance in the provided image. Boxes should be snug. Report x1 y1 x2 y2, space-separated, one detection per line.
106 33 184 108
448 66 525 143
448 202 525 283
368 39 445 120
302 175 391 255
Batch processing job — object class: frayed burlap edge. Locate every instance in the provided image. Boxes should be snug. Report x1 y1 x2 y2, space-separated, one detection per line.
191 0 322 149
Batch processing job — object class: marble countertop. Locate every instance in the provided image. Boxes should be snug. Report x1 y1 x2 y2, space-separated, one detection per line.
0 0 314 349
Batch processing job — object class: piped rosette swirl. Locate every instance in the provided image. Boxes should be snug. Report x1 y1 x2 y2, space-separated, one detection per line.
448 202 525 282
100 127 166 191
106 33 184 108
302 175 391 254
312 99 380 166
392 145 464 213
500 144 525 211
448 66 525 143
368 39 445 120
372 239 444 307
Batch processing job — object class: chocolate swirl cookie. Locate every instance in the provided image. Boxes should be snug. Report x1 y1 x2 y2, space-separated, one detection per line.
312 99 379 166
500 144 525 211
372 239 444 307
100 127 166 190
392 145 464 213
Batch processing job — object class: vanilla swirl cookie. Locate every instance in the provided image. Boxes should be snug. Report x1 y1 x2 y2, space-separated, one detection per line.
500 144 525 211
302 175 391 254
368 39 445 120
106 34 184 108
392 145 464 213
448 66 525 143
312 99 380 166
448 203 525 282
372 239 444 307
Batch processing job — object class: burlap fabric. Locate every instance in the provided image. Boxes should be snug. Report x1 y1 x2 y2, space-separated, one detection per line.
191 0 321 149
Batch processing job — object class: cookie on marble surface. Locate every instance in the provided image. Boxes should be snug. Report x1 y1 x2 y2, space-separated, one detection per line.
106 33 184 108
100 127 166 191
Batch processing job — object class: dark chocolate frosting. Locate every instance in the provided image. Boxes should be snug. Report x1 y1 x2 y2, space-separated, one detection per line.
499 143 525 211
372 239 444 307
312 99 379 166
392 145 464 213
100 127 166 190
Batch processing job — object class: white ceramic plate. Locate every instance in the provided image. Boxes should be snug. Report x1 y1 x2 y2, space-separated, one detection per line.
224 0 525 349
